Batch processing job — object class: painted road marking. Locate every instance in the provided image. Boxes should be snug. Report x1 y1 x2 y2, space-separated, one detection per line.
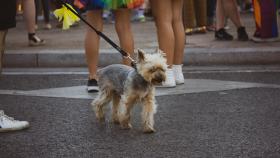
1 79 280 99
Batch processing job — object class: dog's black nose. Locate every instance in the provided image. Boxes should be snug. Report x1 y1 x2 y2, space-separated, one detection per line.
152 74 166 84
156 78 163 83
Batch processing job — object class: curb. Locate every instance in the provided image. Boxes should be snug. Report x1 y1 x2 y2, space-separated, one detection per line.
4 47 280 67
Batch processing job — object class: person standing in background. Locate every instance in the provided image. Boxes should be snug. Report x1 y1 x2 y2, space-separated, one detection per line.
0 0 30 132
215 0 249 41
35 0 52 30
74 0 144 92
150 0 185 87
207 0 216 31
251 0 279 42
183 0 207 35
23 0 46 46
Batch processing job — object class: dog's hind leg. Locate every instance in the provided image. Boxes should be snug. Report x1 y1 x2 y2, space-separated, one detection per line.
142 92 157 133
91 90 112 122
112 93 121 124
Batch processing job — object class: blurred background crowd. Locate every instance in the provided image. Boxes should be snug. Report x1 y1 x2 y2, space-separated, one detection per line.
14 0 280 45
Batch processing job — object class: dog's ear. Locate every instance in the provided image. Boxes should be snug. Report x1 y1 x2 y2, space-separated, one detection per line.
137 49 145 62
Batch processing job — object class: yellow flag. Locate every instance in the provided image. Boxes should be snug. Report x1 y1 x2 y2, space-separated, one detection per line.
54 4 80 30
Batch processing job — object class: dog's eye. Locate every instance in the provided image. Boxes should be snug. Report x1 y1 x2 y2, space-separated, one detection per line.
149 67 164 73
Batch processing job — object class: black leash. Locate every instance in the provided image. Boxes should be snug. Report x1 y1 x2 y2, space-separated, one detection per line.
58 0 136 68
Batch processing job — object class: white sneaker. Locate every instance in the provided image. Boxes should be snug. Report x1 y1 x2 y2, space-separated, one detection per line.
251 36 280 43
0 110 30 132
172 65 185 84
28 34 46 47
157 68 176 88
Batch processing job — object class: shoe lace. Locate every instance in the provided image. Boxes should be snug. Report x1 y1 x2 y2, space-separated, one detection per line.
0 111 15 122
166 69 175 80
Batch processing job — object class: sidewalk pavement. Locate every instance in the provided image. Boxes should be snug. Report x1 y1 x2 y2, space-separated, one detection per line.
3 14 280 68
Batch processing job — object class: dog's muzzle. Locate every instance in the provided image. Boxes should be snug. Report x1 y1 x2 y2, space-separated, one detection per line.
151 73 166 84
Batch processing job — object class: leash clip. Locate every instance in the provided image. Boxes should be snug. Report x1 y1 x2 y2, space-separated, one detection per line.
124 55 137 69
124 55 135 63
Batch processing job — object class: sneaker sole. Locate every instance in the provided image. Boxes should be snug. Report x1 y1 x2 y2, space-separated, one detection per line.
87 87 99 92
215 37 233 41
251 37 280 43
0 124 30 132
156 84 176 88
238 38 249 41
176 81 185 85
28 41 46 47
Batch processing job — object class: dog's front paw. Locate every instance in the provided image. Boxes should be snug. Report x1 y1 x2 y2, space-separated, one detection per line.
143 126 156 133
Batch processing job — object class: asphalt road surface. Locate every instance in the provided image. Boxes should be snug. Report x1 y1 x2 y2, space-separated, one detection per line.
0 66 280 158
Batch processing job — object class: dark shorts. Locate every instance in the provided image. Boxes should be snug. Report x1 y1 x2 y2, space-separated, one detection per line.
0 0 17 30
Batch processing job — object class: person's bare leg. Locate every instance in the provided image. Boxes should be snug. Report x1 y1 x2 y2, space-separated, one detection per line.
172 0 185 84
23 0 36 33
216 0 225 30
172 0 185 65
85 10 103 80
150 0 174 67
114 9 134 66
151 0 176 87
222 0 248 41
221 0 243 28
23 0 45 46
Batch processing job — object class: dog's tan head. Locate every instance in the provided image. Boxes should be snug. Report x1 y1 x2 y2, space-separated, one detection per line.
136 49 167 85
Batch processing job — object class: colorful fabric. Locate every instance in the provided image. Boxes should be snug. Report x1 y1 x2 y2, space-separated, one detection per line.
75 0 144 10
252 0 279 38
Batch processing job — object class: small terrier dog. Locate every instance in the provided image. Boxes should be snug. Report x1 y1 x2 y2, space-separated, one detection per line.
91 49 167 133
